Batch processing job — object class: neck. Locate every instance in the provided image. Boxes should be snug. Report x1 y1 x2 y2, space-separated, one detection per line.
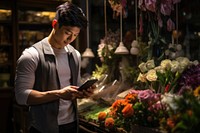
48 30 63 49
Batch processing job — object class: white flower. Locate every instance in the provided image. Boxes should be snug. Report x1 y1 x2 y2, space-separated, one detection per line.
161 93 182 111
146 59 155 70
108 44 114 51
176 57 190 73
192 60 199 66
154 66 165 73
160 59 172 70
138 62 148 73
146 69 157 82
97 41 106 58
170 60 180 73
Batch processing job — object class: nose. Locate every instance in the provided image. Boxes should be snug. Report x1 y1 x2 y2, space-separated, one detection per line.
66 35 73 42
67 33 77 42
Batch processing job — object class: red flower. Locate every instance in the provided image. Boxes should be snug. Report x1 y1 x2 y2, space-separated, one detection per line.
167 118 175 128
165 84 170 92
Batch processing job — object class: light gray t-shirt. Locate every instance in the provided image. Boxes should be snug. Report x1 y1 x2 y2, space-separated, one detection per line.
15 37 81 125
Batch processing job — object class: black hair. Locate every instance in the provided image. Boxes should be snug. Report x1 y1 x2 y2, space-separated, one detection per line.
55 2 88 29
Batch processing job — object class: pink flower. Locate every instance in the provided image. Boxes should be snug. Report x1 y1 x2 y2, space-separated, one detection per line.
130 89 141 95
138 0 147 11
144 0 157 12
138 89 154 101
139 14 143 34
167 18 175 31
160 0 174 16
172 0 181 4
121 0 127 8
157 15 163 28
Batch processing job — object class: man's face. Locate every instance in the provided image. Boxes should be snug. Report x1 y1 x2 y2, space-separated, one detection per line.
53 24 80 48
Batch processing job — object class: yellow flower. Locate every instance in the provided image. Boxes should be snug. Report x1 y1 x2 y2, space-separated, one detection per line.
146 69 157 81
137 73 147 82
194 86 200 97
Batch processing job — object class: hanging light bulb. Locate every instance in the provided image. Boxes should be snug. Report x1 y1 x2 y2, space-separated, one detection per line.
130 40 139 55
82 0 94 58
114 4 129 55
130 0 139 55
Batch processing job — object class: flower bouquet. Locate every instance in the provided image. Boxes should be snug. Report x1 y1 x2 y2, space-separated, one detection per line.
98 89 167 133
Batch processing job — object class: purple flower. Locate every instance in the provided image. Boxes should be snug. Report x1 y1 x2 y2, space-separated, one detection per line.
178 64 200 91
138 89 154 101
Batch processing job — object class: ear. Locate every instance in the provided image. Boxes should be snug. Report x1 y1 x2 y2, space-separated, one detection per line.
52 19 58 28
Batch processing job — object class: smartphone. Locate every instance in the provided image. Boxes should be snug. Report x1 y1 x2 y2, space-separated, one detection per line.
78 79 98 91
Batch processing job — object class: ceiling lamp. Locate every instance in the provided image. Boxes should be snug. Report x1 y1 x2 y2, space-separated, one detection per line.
82 48 94 57
114 5 129 55
82 0 94 58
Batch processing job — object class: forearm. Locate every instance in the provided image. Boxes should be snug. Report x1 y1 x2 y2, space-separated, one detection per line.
27 89 61 105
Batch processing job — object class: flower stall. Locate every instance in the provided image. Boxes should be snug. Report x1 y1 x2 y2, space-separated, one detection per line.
78 0 200 133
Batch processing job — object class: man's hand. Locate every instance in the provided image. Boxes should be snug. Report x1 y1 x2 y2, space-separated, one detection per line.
58 85 96 100
77 85 96 99
58 86 79 100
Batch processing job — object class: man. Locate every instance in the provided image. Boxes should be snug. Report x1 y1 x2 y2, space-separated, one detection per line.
15 2 94 133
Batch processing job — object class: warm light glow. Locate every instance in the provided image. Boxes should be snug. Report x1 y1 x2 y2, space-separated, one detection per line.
82 48 95 58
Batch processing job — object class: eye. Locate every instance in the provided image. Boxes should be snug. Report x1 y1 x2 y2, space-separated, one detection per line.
73 34 79 37
65 31 71 35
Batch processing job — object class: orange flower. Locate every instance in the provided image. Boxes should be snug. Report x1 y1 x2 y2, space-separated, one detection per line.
112 99 128 109
167 118 175 128
122 103 134 117
98 112 107 121
105 117 115 129
194 86 200 97
125 93 138 103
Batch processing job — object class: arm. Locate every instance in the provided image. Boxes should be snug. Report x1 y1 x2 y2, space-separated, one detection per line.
26 86 78 105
